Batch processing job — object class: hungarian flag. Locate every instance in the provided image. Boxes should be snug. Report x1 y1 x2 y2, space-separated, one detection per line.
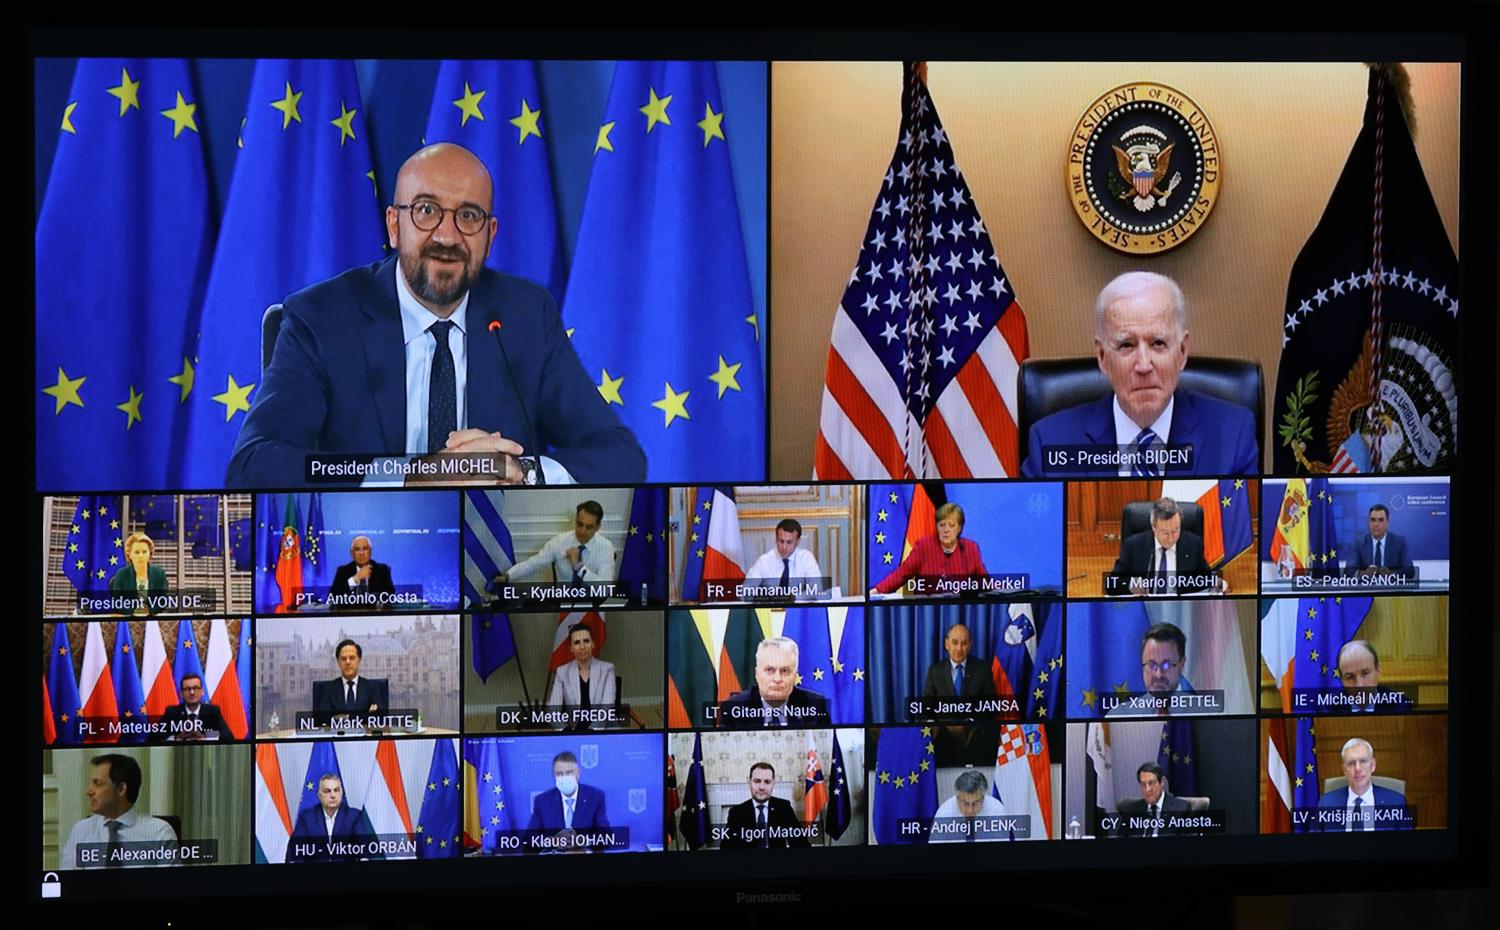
253 744 293 863
363 740 415 858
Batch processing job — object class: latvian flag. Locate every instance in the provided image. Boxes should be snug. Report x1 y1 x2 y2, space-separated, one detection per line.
678 487 745 602
813 63 1028 480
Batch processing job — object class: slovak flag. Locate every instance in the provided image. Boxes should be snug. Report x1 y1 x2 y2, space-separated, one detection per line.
803 733 828 829
678 487 746 601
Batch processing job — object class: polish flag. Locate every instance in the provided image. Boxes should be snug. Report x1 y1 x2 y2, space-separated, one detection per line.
78 623 118 742
204 619 249 739
141 621 178 718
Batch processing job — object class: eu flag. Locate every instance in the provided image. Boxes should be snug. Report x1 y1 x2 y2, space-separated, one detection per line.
62 496 124 595
416 739 462 858
424 61 564 302
1215 479 1254 568
831 607 867 727
868 484 913 586
679 732 710 849
1293 718 1320 832
563 62 764 482
1157 719 1198 797
1293 596 1372 691
1025 603 1063 721
470 614 517 684
871 726 938 844
178 59 384 487
130 495 176 545
46 624 83 745
36 59 214 491
112 622 148 744
825 730 853 841
1273 65 1457 475
172 619 204 700
618 487 667 605
297 741 344 815
1066 601 1151 718
781 606 837 715
1308 478 1339 572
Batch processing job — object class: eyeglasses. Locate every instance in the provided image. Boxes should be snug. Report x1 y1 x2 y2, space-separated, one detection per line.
1142 660 1179 673
394 200 491 236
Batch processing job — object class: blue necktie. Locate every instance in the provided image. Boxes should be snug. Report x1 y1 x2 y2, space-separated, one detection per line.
1375 540 1383 568
953 663 964 694
1353 796 1366 831
1131 427 1161 477
427 320 457 454
573 544 587 582
779 558 790 587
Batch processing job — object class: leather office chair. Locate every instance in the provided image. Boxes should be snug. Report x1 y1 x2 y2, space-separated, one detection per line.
1323 775 1407 795
1017 357 1264 472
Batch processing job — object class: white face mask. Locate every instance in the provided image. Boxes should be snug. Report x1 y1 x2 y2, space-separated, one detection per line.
555 774 578 795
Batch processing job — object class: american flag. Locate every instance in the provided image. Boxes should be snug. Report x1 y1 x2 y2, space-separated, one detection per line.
814 65 1029 479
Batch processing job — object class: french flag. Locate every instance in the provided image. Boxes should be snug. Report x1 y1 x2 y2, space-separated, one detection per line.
77 623 119 742
204 619 249 739
679 487 746 600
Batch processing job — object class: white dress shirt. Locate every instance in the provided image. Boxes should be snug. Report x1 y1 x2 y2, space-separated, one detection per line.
61 807 177 869
508 531 616 583
743 547 823 590
1113 395 1174 476
1345 784 1377 832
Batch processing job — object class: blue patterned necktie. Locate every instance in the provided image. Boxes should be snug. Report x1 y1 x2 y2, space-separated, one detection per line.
427 320 457 453
1131 427 1161 477
1353 796 1366 831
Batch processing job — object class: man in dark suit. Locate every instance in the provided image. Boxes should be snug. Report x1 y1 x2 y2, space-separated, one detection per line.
1345 504 1416 580
921 623 1000 766
1108 497 1223 595
718 636 830 729
226 142 644 489
155 673 232 742
328 536 396 609
720 762 810 849
312 639 389 716
527 751 609 836
1116 762 1193 837
286 774 377 862
1316 738 1412 831
1021 272 1258 478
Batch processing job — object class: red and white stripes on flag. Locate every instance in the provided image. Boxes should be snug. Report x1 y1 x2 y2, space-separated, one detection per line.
702 488 746 587
549 612 606 672
993 724 1051 840
813 66 1028 480
254 744 293 863
204 619 249 739
363 740 416 857
78 622 118 741
1264 718 1293 833
141 620 178 719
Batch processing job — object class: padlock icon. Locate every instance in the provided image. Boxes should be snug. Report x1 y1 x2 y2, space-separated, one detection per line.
41 872 62 899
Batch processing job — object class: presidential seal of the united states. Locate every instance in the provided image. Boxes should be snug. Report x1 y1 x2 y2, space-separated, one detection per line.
1067 82 1221 255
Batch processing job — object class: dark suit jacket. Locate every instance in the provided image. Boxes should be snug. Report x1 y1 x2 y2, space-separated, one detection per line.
921 656 997 700
1116 793 1193 837
286 805 376 861
156 702 232 742
1315 785 1412 831
329 559 395 606
527 784 609 831
312 677 390 715
717 686 830 729
1021 389 1259 478
226 256 645 488
1336 684 1413 714
1109 528 1215 595
1346 532 1415 577
720 796 809 849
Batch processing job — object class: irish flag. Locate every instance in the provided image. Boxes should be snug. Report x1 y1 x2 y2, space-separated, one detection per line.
1162 479 1253 568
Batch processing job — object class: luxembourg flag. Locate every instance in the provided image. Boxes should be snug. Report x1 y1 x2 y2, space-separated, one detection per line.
141 621 178 719
993 723 1051 840
254 744 293 863
548 611 606 672
204 619 249 739
1162 478 1253 568
803 733 828 829
679 487 746 601
363 740 416 858
78 623 119 742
